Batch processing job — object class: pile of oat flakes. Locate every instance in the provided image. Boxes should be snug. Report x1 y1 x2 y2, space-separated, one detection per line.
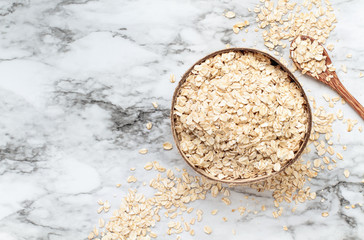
290 36 337 82
290 37 328 78
88 0 362 239
173 51 309 181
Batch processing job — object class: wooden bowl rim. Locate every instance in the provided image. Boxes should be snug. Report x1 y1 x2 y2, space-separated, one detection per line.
170 47 312 185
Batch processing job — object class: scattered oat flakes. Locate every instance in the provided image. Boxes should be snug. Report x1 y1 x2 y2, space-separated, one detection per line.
127 175 137 183
196 209 203 222
210 186 219 197
163 142 173 150
313 158 321 168
346 54 352 58
203 225 212 234
225 11 236 19
146 122 153 130
327 44 334 51
211 209 218 215
346 119 358 132
222 197 231 205
93 227 99 237
139 148 148 154
283 226 288 231
336 109 343 120
98 218 105 228
323 94 330 102
144 162 153 170
323 156 330 164
183 222 190 232
256 1 336 52
341 64 347 73
264 41 275 50
344 169 350 178
327 146 334 155
116 183 121 188
238 206 246 215
233 26 239 34
310 192 317 200
97 206 103 214
321 212 329 217
103 200 110 211
170 74 176 83
152 102 158 108
223 189 230 197
360 72 364 78
234 20 250 29
332 97 340 102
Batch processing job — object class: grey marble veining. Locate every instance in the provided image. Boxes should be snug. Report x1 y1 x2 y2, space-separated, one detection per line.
0 0 363 239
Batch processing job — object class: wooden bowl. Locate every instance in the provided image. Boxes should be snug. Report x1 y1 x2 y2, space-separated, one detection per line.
170 48 312 185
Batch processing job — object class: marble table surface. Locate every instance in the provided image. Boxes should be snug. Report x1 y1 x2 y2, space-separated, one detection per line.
0 0 363 239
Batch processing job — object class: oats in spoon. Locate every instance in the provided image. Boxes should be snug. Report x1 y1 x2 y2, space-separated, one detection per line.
290 37 328 78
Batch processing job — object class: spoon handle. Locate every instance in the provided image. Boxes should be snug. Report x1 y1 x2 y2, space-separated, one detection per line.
331 79 364 120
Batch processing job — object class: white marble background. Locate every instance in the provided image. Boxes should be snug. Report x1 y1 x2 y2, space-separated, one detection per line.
0 0 363 239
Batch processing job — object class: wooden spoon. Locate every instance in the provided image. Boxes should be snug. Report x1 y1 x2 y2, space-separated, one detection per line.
290 35 364 120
